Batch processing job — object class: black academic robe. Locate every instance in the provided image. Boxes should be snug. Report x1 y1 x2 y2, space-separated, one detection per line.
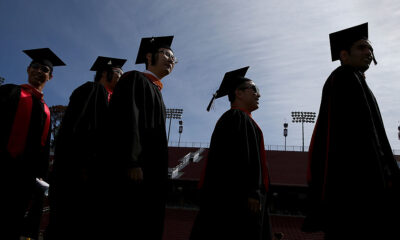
107 70 169 239
190 109 272 240
302 66 400 239
0 84 50 240
48 81 111 239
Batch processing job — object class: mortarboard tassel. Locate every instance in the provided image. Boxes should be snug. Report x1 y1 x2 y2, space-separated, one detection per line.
206 93 217 112
372 52 377 65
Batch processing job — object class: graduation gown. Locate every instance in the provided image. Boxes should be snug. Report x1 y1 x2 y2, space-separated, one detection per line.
190 109 272 240
107 70 169 239
0 84 50 240
302 66 400 238
49 81 111 239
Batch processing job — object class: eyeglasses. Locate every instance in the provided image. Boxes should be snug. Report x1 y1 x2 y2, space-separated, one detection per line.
158 49 178 64
240 85 259 94
30 62 51 73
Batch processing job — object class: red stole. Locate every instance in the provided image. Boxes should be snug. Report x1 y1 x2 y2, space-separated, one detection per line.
105 86 113 102
143 72 163 91
7 84 50 158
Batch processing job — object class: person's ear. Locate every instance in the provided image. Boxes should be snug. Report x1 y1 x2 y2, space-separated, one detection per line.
146 53 152 66
235 88 243 100
340 50 349 62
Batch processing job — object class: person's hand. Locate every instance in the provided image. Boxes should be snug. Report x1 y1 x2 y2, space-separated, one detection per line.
248 197 261 214
274 232 284 240
127 167 143 183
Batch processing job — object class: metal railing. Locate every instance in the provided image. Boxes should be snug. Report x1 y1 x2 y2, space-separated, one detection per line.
168 141 210 148
168 142 400 155
265 145 309 152
168 148 205 179
168 142 308 152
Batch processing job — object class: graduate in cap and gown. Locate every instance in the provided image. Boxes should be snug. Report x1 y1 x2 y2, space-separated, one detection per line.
0 48 65 240
47 56 126 239
190 67 272 240
107 36 177 239
302 23 400 239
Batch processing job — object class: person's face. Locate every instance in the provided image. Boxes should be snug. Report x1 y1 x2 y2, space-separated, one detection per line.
342 39 373 72
109 67 123 90
27 62 53 88
151 48 176 77
237 81 261 112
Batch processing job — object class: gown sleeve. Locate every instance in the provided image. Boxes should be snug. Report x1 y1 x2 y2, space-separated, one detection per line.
109 72 146 168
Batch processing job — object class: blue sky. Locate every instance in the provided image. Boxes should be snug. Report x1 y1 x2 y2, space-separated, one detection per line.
1 0 400 150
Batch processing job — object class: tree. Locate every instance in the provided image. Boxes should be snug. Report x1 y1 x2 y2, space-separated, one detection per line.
0 76 5 85
49 105 67 148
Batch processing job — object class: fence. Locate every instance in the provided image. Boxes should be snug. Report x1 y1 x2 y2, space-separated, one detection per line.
168 142 400 155
168 142 309 151
168 141 210 148
50 143 399 154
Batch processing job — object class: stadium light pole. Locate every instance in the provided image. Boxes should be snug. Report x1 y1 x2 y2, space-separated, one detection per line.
283 122 288 151
398 124 400 140
166 108 183 144
291 111 316 152
178 120 183 147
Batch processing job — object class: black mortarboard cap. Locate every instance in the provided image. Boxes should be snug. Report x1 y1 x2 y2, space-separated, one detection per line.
90 56 127 71
23 48 66 68
329 23 371 62
206 66 249 111
135 36 174 64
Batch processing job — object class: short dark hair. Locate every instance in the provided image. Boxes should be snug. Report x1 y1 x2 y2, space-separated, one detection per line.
228 78 252 102
94 67 113 82
339 37 369 62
